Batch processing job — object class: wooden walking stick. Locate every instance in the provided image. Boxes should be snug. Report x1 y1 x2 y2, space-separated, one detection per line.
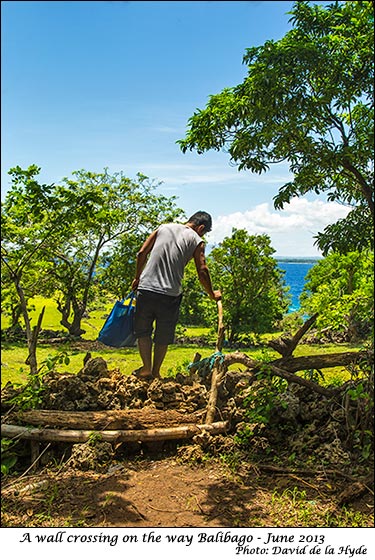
205 299 226 424
215 299 225 353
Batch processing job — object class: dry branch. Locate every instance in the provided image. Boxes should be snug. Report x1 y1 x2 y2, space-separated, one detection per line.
189 352 202 375
267 313 318 357
215 299 225 353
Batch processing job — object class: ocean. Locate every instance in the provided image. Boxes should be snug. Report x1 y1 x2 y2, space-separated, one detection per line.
277 258 320 313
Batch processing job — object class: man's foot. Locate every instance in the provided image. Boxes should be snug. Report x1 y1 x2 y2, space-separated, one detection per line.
132 367 156 380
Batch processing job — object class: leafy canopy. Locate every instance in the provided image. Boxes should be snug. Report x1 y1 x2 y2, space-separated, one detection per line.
1 166 183 337
300 250 374 340
178 1 374 254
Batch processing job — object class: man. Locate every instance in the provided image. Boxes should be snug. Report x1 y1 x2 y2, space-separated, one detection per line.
131 211 222 380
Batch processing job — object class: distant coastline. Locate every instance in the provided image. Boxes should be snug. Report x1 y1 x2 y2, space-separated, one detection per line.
276 256 322 264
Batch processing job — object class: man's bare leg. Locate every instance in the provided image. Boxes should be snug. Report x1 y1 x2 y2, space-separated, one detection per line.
152 344 168 378
137 337 152 376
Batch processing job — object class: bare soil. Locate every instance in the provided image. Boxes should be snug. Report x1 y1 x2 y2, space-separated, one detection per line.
2 450 373 528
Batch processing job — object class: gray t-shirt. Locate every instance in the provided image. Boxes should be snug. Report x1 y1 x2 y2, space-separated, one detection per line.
138 223 203 296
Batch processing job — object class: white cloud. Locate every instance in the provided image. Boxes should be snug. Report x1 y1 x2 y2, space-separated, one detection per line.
206 198 351 257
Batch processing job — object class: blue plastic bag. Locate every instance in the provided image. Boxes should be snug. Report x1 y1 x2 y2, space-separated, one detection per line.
98 292 137 347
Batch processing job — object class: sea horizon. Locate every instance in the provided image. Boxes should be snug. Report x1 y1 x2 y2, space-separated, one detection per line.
276 256 323 263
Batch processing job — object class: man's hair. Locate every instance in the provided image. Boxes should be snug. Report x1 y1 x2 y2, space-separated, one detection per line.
187 211 212 233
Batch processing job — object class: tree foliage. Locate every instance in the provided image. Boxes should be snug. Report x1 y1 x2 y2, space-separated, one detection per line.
1 166 183 344
207 229 290 345
178 1 374 255
300 250 374 340
179 260 212 327
1 165 63 373
46 168 182 335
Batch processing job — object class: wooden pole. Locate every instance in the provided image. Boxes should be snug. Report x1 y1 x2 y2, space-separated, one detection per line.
205 299 226 424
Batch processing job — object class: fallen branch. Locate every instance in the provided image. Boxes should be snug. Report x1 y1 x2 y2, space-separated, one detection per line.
272 351 369 373
266 364 333 396
255 463 374 490
222 350 368 397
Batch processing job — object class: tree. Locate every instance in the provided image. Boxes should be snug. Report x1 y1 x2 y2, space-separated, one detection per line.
1 165 62 374
179 260 212 327
300 250 374 340
44 169 182 336
2 166 183 343
208 229 290 345
178 1 374 255
98 231 148 301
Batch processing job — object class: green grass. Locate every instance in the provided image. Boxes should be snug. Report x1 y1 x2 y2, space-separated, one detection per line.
1 295 114 339
1 296 363 387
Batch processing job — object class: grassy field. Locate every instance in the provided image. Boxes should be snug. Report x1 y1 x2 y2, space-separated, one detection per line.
1 296 363 387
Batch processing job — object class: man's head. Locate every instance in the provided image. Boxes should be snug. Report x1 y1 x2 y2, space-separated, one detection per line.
187 211 212 237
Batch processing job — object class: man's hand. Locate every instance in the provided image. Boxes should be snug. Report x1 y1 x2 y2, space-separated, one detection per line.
131 278 139 291
212 290 222 301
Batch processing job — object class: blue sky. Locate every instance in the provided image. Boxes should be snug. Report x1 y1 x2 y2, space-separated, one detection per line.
1 0 350 256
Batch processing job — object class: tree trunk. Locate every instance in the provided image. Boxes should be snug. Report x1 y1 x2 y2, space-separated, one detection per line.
15 276 45 376
25 306 46 376
67 310 86 337
11 303 22 328
57 293 86 337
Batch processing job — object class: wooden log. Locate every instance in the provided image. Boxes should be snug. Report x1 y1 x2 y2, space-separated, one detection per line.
15 407 205 430
224 350 366 374
272 351 369 373
1 421 229 443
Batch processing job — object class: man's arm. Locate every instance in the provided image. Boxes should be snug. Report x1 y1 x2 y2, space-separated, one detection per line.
193 242 221 301
131 229 158 290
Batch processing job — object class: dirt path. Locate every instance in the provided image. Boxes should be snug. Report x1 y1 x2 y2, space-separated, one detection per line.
2 454 373 528
2 457 260 527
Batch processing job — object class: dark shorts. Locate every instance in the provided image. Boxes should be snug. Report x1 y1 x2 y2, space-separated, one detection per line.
134 289 182 345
